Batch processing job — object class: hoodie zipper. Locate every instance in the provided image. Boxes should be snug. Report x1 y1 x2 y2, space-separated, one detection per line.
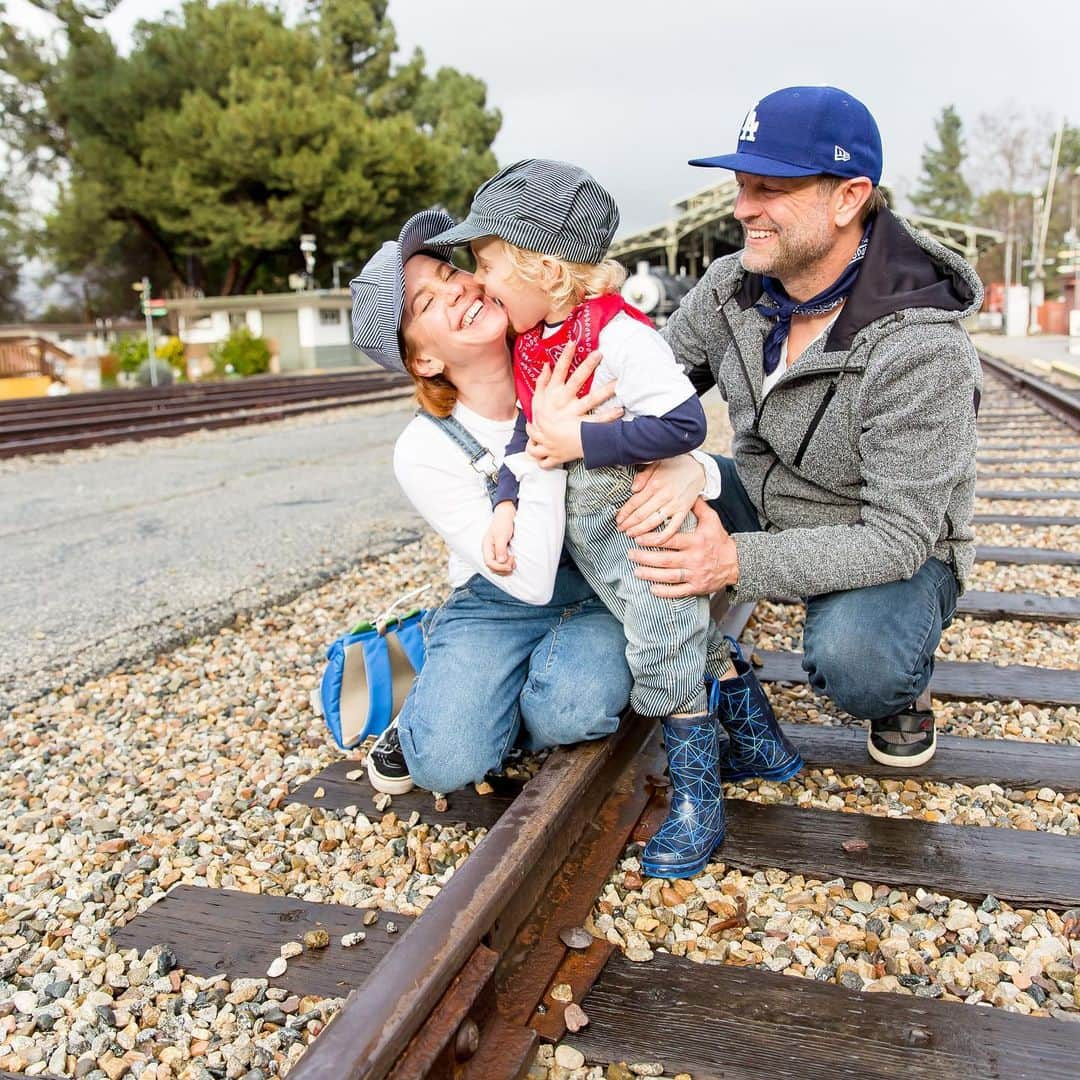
793 381 839 468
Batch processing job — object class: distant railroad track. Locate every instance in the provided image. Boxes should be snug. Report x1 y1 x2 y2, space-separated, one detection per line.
91 351 1080 1080
0 369 412 458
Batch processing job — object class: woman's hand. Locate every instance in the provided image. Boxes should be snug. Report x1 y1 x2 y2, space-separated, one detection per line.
526 341 621 469
616 454 707 543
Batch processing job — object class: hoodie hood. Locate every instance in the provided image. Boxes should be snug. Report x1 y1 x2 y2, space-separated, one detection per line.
732 209 984 352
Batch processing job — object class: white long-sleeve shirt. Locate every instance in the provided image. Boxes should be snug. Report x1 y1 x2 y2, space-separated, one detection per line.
393 400 723 606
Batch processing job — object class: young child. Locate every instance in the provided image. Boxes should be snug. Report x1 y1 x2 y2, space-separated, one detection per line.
429 160 735 878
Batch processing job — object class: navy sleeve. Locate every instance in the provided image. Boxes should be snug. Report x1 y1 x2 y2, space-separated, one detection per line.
493 411 530 506
580 395 707 468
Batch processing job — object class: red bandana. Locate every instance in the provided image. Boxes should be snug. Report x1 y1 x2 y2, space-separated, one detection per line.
512 295 653 422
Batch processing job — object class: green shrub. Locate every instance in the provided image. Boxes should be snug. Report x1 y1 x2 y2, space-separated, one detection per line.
210 328 271 377
155 335 186 374
114 335 149 374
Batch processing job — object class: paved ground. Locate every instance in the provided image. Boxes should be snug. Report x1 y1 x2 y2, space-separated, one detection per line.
972 332 1080 379
1 400 425 710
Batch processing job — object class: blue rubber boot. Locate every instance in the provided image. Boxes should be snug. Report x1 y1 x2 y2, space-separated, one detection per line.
641 713 726 880
710 637 804 783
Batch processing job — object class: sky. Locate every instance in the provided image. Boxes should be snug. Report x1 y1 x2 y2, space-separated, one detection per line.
7 0 1080 237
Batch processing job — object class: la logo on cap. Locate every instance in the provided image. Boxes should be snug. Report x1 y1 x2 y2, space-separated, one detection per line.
738 103 760 143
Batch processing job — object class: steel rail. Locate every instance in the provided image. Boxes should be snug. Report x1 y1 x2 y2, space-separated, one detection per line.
0 387 410 457
288 719 657 1080
0 369 403 414
978 352 1080 432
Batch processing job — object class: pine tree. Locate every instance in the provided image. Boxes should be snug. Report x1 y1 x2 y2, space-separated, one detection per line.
912 105 973 222
0 0 502 312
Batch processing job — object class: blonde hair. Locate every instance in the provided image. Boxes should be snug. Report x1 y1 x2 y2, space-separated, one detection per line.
496 239 627 311
401 325 458 418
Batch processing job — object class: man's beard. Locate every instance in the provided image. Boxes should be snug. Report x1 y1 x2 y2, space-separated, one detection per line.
739 217 833 282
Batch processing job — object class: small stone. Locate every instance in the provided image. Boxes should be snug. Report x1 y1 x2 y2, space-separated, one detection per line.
341 932 366 948
11 990 37 1014
280 996 301 1014
373 793 391 812
226 978 265 1005
386 921 398 934
303 929 330 950
853 882 873 903
554 1044 585 1070
606 1067 633 1080
313 787 325 799
550 983 573 1003
559 926 593 950
564 1003 589 1032
625 943 653 963
156 947 178 975
628 1064 664 1077
842 838 869 852
345 770 364 781
434 796 449 813
474 780 495 796
363 910 379 926
1036 788 1055 802
266 957 288 978
280 941 303 959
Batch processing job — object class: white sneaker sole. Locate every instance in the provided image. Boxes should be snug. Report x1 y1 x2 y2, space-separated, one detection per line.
366 755 415 795
866 733 936 769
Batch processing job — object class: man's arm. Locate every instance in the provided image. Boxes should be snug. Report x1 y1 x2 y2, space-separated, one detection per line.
661 273 720 392
632 330 980 602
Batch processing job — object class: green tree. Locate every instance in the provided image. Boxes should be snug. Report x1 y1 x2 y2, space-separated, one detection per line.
912 105 973 222
1 0 500 313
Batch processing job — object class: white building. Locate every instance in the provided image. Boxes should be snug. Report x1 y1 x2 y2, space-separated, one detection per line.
167 290 366 373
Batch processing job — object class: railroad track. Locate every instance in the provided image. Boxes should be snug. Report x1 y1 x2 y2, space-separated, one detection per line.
0 369 412 458
15 352 1075 1080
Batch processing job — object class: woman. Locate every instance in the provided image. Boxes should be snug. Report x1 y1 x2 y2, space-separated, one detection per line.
349 208 716 796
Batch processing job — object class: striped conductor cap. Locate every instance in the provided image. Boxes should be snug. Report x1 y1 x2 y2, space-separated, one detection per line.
349 207 458 373
428 159 620 264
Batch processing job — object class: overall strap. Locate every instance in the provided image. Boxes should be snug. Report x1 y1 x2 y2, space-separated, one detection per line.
417 410 500 504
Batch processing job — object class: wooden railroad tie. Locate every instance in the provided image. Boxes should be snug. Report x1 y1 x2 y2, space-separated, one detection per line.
975 545 1079 566
113 887 411 1000
753 649 1080 708
569 951 1080 1080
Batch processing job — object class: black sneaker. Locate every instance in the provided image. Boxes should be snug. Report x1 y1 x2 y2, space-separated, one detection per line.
366 722 414 794
867 709 936 768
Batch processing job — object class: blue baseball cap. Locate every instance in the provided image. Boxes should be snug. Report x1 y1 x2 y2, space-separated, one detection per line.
689 86 883 185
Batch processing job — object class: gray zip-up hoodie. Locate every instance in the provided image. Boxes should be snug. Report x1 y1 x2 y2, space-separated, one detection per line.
663 209 983 603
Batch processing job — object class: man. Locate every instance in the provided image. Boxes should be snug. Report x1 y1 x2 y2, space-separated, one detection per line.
627 85 983 767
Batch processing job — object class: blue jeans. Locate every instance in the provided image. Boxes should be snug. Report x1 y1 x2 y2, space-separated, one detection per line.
708 456 959 720
565 460 710 717
397 559 632 793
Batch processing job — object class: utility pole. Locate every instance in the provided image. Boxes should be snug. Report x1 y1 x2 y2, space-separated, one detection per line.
132 277 158 386
1030 118 1065 332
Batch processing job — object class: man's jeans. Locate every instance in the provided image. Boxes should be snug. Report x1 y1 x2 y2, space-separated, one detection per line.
707 456 958 720
397 559 632 793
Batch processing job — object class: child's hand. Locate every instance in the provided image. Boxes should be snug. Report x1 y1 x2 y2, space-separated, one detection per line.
483 501 517 575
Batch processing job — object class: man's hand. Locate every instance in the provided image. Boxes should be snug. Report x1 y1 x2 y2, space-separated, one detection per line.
482 501 517 576
526 341 621 469
628 498 740 597
617 455 707 543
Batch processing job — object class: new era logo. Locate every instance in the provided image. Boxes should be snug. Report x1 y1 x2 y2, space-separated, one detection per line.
834 145 851 163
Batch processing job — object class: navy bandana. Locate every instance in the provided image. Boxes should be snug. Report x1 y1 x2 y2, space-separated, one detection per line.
755 221 873 375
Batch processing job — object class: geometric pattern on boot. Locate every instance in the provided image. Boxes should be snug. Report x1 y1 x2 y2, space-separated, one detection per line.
710 636 804 783
641 713 727 880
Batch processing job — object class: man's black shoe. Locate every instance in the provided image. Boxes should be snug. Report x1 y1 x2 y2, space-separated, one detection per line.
867 708 936 768
366 722 415 794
